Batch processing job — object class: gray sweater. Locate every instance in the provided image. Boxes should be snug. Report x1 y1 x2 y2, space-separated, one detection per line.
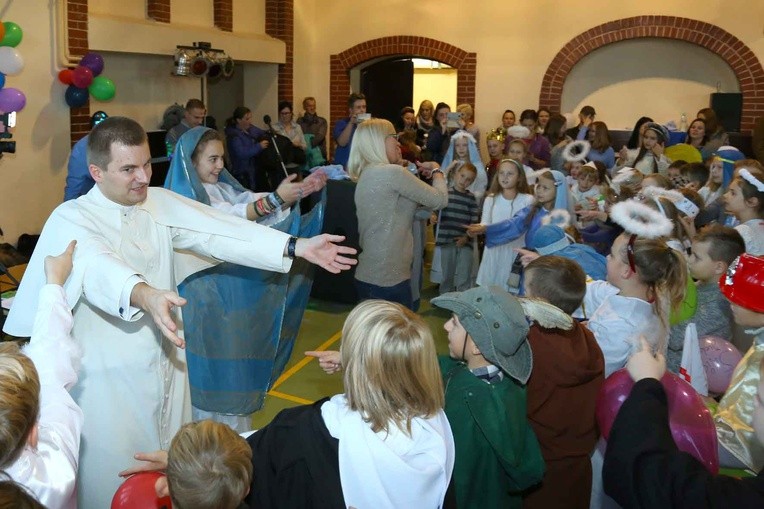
354 164 448 287
667 281 733 373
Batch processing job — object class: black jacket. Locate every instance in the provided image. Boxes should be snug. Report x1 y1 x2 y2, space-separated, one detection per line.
603 378 764 508
245 398 345 509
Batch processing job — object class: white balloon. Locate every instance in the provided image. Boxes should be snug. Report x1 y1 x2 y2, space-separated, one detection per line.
0 47 24 75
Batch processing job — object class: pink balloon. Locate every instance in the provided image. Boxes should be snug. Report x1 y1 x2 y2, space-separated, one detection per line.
699 335 743 395
71 65 93 89
596 369 719 474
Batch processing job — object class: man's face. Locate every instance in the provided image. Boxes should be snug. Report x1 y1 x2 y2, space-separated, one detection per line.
185 107 206 127
304 99 317 115
350 99 366 116
91 141 152 206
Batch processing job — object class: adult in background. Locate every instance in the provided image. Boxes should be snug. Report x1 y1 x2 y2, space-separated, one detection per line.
297 96 328 163
518 109 552 170
426 102 457 165
399 106 427 148
2 116 356 508
416 99 435 132
349 118 448 309
224 106 268 190
64 111 108 201
165 98 206 153
333 92 367 169
273 100 307 151
565 105 596 140
697 107 729 157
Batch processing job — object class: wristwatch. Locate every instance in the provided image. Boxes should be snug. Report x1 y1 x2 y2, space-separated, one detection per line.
431 167 444 177
287 236 298 259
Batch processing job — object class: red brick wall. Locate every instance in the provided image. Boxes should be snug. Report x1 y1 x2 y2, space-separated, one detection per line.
538 16 764 133
147 0 170 23
68 0 90 145
265 0 294 103
214 0 233 32
329 36 477 142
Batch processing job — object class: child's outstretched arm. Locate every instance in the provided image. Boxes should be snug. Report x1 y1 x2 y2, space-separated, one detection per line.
305 350 342 374
118 451 170 498
482 204 533 247
10 241 83 508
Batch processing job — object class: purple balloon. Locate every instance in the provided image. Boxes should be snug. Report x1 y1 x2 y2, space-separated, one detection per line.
79 52 104 76
0 87 25 112
596 369 719 474
699 336 743 395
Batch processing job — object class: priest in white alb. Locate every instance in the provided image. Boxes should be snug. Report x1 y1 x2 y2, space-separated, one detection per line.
2 117 356 508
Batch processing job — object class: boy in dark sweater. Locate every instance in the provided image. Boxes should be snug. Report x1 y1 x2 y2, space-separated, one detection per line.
436 163 479 293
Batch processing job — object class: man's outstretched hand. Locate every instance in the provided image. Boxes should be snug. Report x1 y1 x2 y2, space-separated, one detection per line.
295 235 357 274
130 283 188 348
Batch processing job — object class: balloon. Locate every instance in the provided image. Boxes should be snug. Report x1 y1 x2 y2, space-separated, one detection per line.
88 76 116 101
0 23 6 44
0 22 22 48
0 87 26 113
111 472 171 509
0 73 5 89
670 277 697 325
71 65 93 88
0 47 23 75
64 85 88 108
80 52 105 76
699 336 743 395
58 68 74 85
596 369 719 474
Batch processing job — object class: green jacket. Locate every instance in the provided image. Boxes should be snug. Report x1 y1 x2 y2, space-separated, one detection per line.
440 356 545 509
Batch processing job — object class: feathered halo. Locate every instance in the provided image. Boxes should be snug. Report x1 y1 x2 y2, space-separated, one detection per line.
610 167 641 194
740 168 764 192
450 130 478 145
610 200 674 238
562 140 591 163
541 208 572 228
519 298 574 331
507 125 532 139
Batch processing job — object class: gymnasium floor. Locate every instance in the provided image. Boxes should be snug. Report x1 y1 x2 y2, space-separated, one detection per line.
253 280 452 428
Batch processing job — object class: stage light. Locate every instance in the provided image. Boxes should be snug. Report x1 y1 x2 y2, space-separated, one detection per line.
173 43 234 79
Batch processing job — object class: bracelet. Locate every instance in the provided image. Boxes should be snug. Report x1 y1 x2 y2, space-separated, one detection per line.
266 192 281 209
273 190 286 206
431 168 444 177
287 236 298 259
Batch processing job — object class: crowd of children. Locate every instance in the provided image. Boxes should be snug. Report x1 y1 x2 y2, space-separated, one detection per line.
2 105 764 508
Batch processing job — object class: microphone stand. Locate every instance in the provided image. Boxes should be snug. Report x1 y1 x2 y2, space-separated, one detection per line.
264 117 290 180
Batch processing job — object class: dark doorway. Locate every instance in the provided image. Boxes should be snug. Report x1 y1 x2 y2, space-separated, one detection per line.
361 58 414 128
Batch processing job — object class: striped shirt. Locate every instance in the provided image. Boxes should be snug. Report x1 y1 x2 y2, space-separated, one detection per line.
437 188 479 246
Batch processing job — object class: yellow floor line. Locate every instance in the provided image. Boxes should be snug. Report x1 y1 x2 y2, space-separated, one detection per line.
269 329 342 391
267 390 314 405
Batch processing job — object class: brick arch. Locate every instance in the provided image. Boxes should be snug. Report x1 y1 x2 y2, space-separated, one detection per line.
330 36 477 131
538 16 764 133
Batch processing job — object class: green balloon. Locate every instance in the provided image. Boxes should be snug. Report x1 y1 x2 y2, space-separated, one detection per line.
669 276 697 325
88 76 115 101
1 22 23 48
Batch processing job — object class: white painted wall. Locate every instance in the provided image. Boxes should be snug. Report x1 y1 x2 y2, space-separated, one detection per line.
562 39 740 129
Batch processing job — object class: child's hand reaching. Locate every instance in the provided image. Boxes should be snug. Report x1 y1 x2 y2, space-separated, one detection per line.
305 350 342 374
466 223 486 236
44 240 76 286
626 336 666 382
118 450 170 498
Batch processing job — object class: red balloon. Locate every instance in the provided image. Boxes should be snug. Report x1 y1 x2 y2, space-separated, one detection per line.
596 369 719 474
111 472 172 509
71 65 93 89
58 68 74 85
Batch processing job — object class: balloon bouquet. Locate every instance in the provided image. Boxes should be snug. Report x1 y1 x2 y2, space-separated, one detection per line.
59 51 116 107
0 21 28 114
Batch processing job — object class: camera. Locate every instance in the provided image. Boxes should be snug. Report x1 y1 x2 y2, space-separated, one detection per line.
0 112 16 154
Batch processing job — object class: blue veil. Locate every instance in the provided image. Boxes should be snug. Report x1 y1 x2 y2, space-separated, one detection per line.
165 126 326 415
164 126 249 203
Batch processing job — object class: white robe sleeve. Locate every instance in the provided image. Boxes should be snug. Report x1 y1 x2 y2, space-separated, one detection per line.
7 284 83 509
573 280 618 319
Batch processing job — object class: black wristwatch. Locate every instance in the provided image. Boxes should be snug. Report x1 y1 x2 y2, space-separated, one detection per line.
287 236 298 259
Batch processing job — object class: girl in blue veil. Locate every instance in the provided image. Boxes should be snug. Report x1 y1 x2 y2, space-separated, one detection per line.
165 126 327 431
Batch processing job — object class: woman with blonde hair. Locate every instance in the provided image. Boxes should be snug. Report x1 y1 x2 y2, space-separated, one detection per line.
350 118 448 309
416 99 435 131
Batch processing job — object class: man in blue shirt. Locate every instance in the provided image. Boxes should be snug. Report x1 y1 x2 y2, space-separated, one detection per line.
63 111 109 201
332 93 366 169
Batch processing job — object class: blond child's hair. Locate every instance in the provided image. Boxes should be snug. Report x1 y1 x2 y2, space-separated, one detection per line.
347 118 395 180
166 420 253 509
341 300 444 435
0 342 40 469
